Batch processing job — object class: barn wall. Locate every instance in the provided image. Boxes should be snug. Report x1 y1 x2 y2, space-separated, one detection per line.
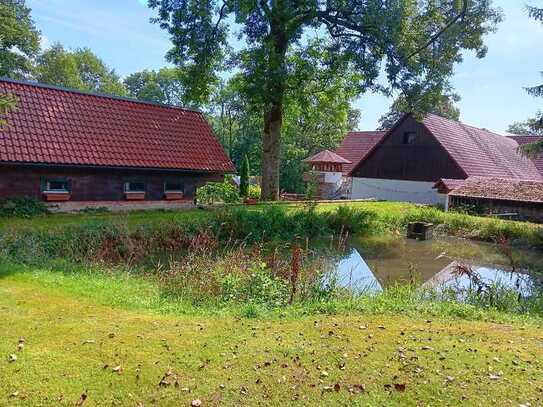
351 177 448 205
0 165 223 201
351 115 465 182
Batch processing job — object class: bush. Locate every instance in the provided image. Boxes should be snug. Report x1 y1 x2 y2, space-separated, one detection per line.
247 184 261 200
212 205 372 242
196 180 239 204
0 197 48 218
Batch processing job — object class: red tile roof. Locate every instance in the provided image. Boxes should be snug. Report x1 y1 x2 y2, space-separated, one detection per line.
421 114 542 180
507 135 543 176
303 149 351 164
335 131 386 174
449 176 543 204
0 78 235 172
433 178 466 194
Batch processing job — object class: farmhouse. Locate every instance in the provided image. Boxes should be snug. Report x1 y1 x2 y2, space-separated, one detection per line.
332 113 543 204
0 78 234 209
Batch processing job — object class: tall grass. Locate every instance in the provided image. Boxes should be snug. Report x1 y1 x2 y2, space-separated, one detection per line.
0 205 373 265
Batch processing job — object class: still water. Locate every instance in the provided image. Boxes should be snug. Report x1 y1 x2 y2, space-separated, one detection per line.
319 236 541 295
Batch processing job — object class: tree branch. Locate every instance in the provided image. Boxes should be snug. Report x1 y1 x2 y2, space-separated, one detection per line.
406 0 468 59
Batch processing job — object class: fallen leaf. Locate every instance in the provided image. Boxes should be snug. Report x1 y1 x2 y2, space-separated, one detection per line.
191 399 202 407
334 383 340 392
349 384 366 394
8 354 17 363
112 365 122 374
394 383 406 392
76 391 88 406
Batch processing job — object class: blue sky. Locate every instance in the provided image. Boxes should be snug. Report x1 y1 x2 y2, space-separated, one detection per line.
27 0 543 133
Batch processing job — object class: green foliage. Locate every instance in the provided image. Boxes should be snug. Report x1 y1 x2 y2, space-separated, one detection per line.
124 68 188 105
507 114 543 137
196 180 239 205
150 0 501 199
34 44 127 96
247 184 261 200
239 155 250 197
218 261 289 307
378 90 461 130
0 92 17 127
212 205 372 243
509 7 543 155
0 196 48 218
0 0 40 78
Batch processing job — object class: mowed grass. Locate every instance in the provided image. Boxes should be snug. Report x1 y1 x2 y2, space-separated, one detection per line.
2 274 543 406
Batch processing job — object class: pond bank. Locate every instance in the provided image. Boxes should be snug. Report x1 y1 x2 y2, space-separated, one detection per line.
0 202 541 319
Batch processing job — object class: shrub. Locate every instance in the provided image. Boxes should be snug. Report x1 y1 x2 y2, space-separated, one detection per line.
0 197 48 218
247 184 261 200
239 155 250 198
196 180 239 204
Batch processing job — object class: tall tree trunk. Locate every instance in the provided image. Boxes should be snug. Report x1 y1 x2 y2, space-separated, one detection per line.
261 9 288 201
261 99 283 200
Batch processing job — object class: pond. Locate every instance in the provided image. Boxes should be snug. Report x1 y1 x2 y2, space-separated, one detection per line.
315 235 543 296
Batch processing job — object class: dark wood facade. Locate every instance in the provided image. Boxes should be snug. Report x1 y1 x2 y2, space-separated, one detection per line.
351 115 466 182
0 164 223 201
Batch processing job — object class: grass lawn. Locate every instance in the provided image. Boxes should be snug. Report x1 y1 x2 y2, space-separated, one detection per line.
2 271 543 406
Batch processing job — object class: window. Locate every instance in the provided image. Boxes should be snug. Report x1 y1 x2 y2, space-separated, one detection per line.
403 132 417 145
124 181 145 192
164 181 184 192
43 178 70 192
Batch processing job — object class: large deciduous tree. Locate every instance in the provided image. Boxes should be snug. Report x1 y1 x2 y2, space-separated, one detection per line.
149 0 500 200
34 43 127 96
0 0 40 78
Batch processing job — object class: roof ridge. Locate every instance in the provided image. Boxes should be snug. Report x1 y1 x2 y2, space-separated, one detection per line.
0 76 202 114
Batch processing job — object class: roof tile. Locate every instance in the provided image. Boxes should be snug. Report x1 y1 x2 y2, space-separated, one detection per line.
422 114 541 180
0 79 235 172
335 131 386 175
450 176 543 203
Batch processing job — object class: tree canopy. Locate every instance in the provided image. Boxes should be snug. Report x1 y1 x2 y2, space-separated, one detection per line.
378 89 460 130
34 44 127 96
124 68 189 105
149 0 502 200
509 5 543 157
0 0 40 78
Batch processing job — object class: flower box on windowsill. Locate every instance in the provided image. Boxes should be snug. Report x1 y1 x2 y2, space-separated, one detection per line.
125 192 145 201
164 191 184 200
43 191 71 202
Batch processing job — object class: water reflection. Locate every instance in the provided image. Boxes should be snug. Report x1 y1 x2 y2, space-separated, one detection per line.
324 236 541 295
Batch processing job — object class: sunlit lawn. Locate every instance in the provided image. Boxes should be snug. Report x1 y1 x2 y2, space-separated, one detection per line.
1 271 542 406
